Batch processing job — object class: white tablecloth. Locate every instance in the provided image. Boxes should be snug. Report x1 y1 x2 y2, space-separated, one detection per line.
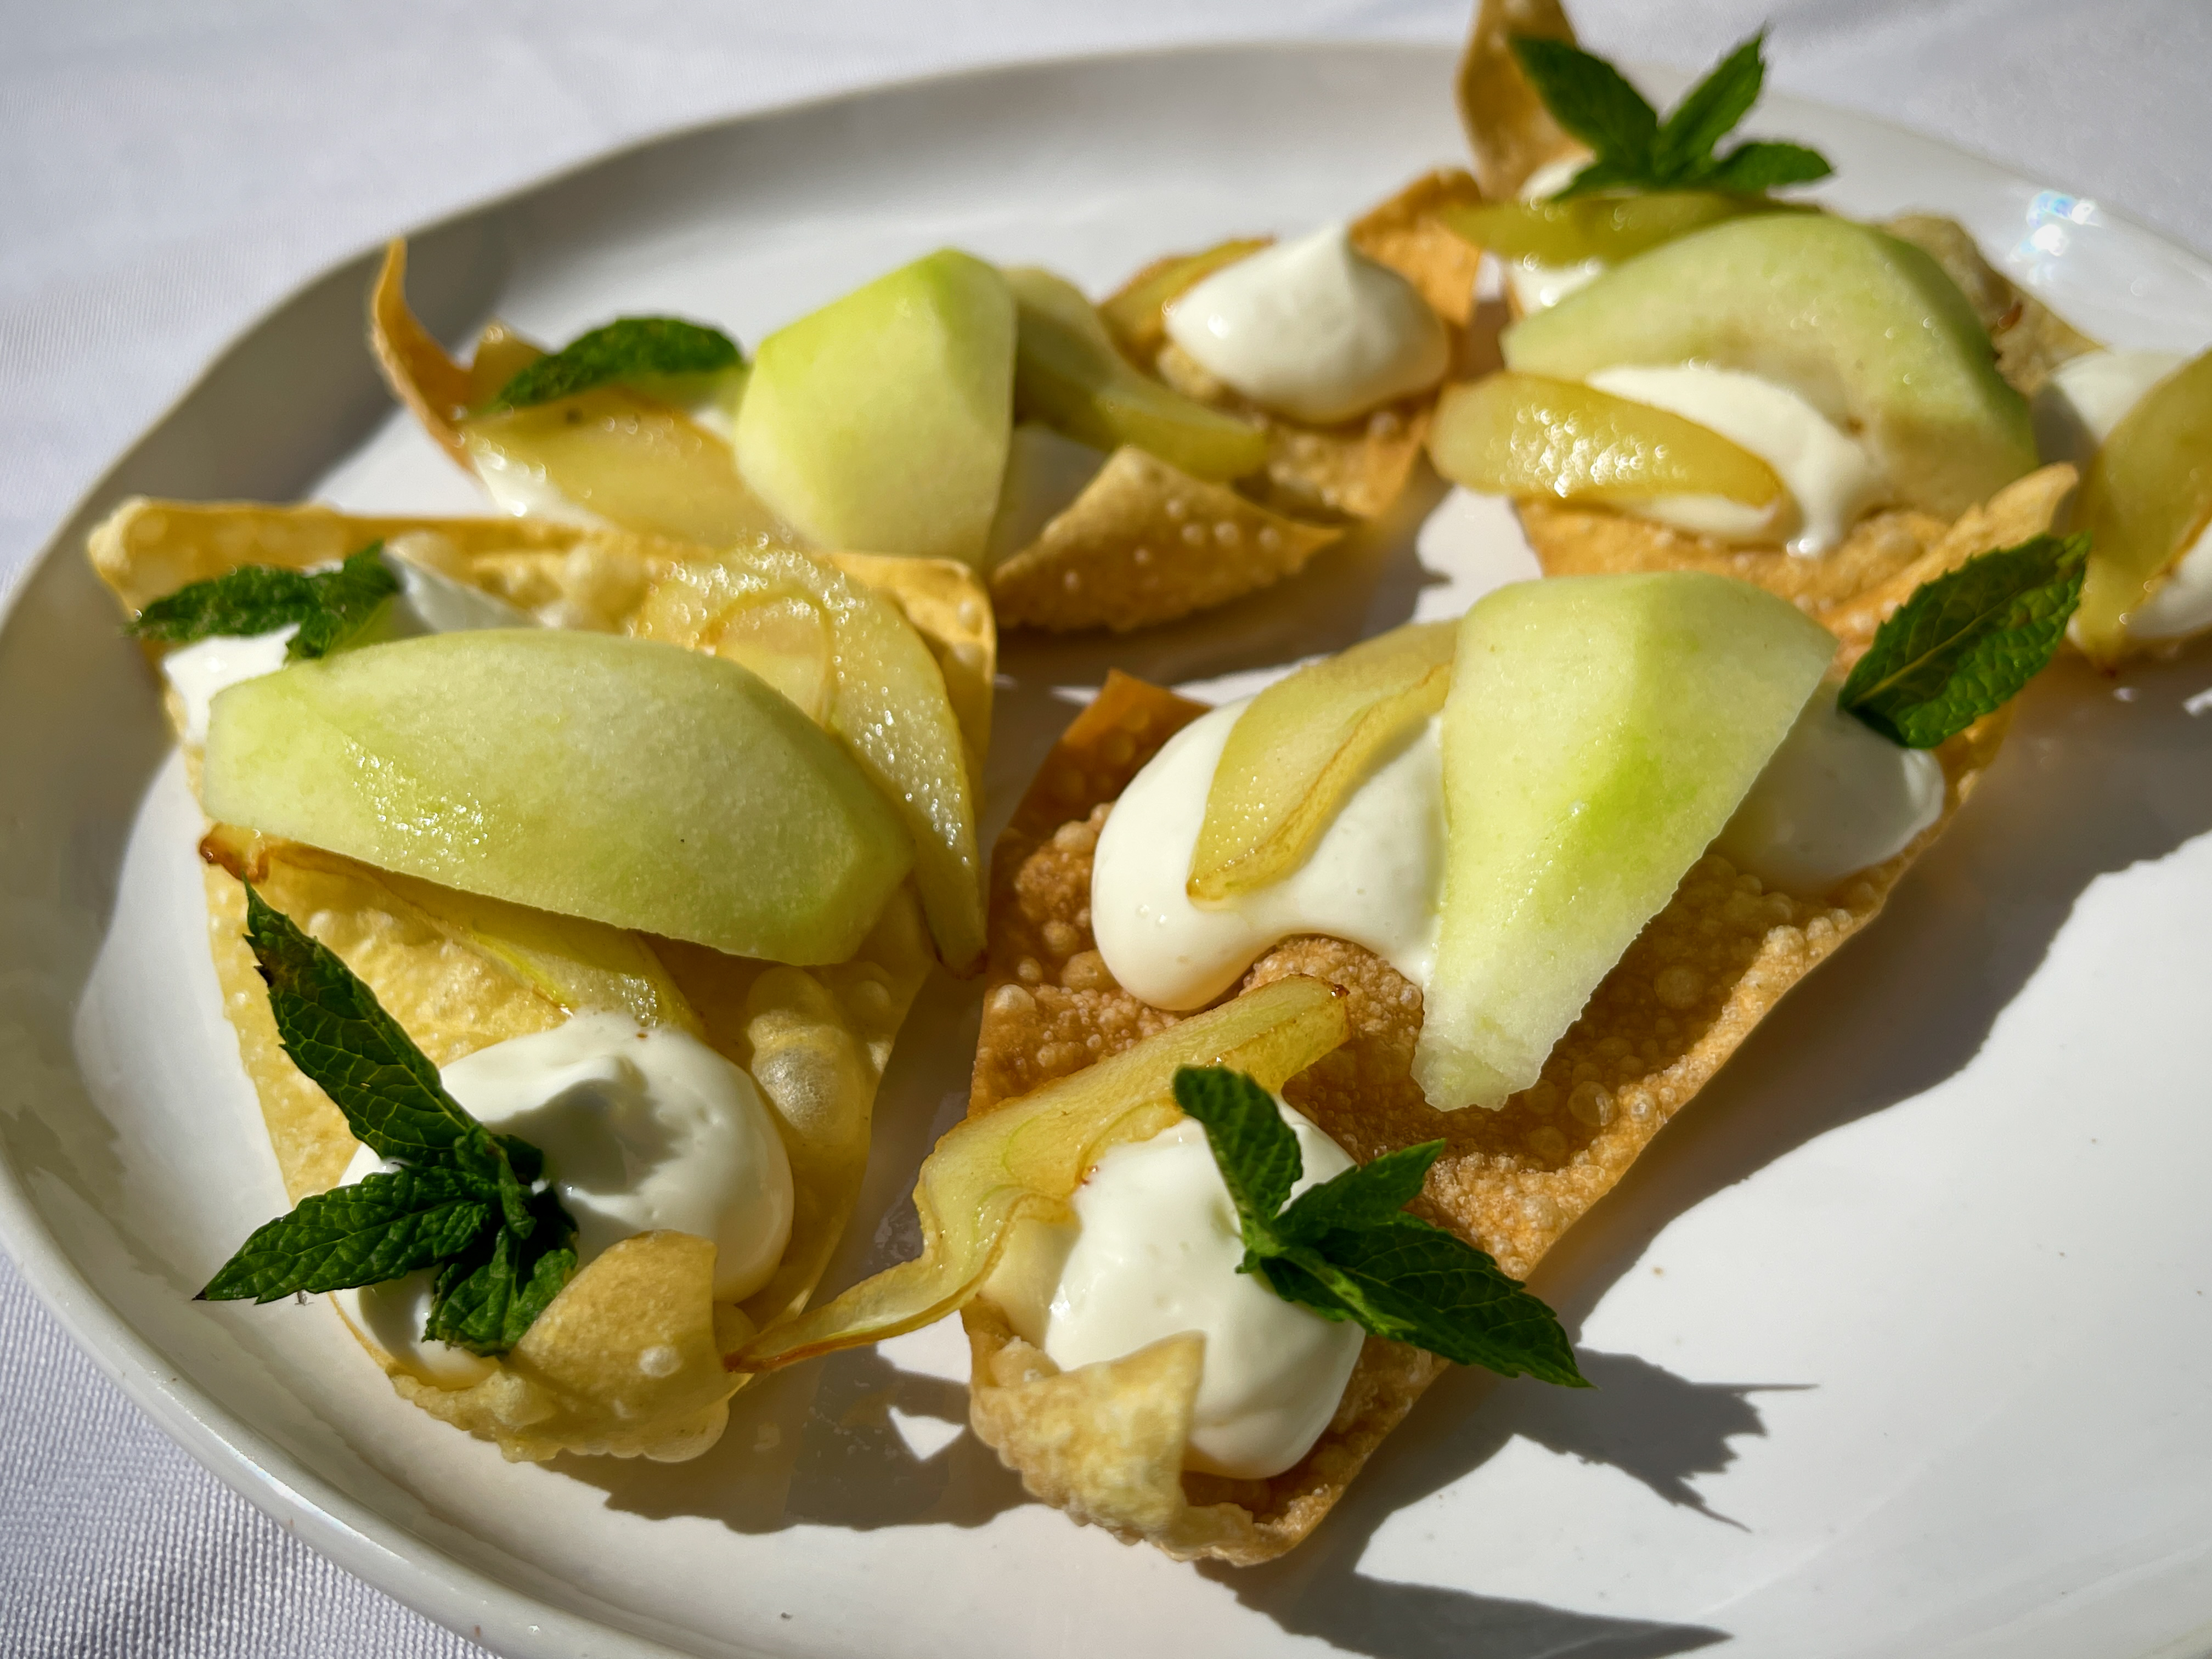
2 2 2204 1653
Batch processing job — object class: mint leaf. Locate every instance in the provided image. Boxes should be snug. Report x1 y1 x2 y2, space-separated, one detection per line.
425 1189 577 1355
1514 31 1831 201
1172 1066 1587 1386
1266 1227 1588 1385
129 544 398 662
1840 533 2088 748
199 1166 493 1302
1651 33 1765 181
1702 141 1833 194
491 317 741 410
1510 36 1657 176
1171 1065 1303 1226
204 888 578 1355
1278 1141 1440 1239
288 546 402 659
246 884 500 1176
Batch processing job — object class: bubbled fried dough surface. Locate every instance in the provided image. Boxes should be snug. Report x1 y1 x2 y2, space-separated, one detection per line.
968 672 2002 1559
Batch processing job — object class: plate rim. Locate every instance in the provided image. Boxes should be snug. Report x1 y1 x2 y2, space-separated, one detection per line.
5 37 2210 1659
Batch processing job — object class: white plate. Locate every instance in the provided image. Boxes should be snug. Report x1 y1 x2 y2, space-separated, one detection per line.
8 42 2212 1659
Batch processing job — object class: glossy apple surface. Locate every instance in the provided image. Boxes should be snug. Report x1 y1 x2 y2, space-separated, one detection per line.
1503 213 2035 518
203 631 913 966
1191 619 1456 904
735 249 1015 567
634 548 985 974
1005 266 1267 482
2074 346 2212 661
1413 573 1833 1111
1429 370 1784 512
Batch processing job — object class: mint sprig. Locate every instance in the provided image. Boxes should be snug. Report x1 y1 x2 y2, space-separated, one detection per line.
1840 533 2088 748
199 887 575 1357
129 545 398 662
1512 31 1831 201
490 317 741 410
1173 1067 1588 1385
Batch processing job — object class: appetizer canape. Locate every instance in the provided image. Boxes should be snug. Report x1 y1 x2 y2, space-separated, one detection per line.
733 536 2083 1558
1433 2 2109 653
91 501 991 1460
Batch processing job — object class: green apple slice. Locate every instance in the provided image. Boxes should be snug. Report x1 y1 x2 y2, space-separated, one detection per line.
1502 213 2036 518
1005 266 1268 482
202 631 913 966
1190 619 1456 904
634 548 986 974
1430 370 1785 511
461 388 790 549
2074 346 2212 662
1441 192 1782 267
1413 573 1833 1111
735 249 1015 567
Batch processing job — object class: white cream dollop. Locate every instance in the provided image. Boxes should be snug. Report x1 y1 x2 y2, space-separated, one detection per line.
1584 364 1887 556
986 1104 1365 1480
1091 699 1446 1011
1164 224 1449 424
161 628 297 746
1713 690 1945 892
331 1013 793 1386
158 539 535 746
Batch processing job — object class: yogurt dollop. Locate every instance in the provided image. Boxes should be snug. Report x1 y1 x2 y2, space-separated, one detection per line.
985 1104 1365 1480
1713 690 1944 891
1165 225 1449 424
332 1013 793 1386
159 537 535 744
1091 701 1445 1011
1585 365 1887 556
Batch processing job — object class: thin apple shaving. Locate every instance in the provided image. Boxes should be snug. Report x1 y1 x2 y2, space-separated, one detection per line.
730 972 1348 1372
1190 619 1456 904
634 547 988 973
950 665 2005 1561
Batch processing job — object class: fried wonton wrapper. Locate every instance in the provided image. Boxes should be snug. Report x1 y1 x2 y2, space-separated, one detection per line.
1455 0 1580 201
91 500 974 1461
1882 215 2100 399
371 243 797 550
943 657 2003 1562
995 172 1486 632
1522 465 2078 650
989 450 1340 634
